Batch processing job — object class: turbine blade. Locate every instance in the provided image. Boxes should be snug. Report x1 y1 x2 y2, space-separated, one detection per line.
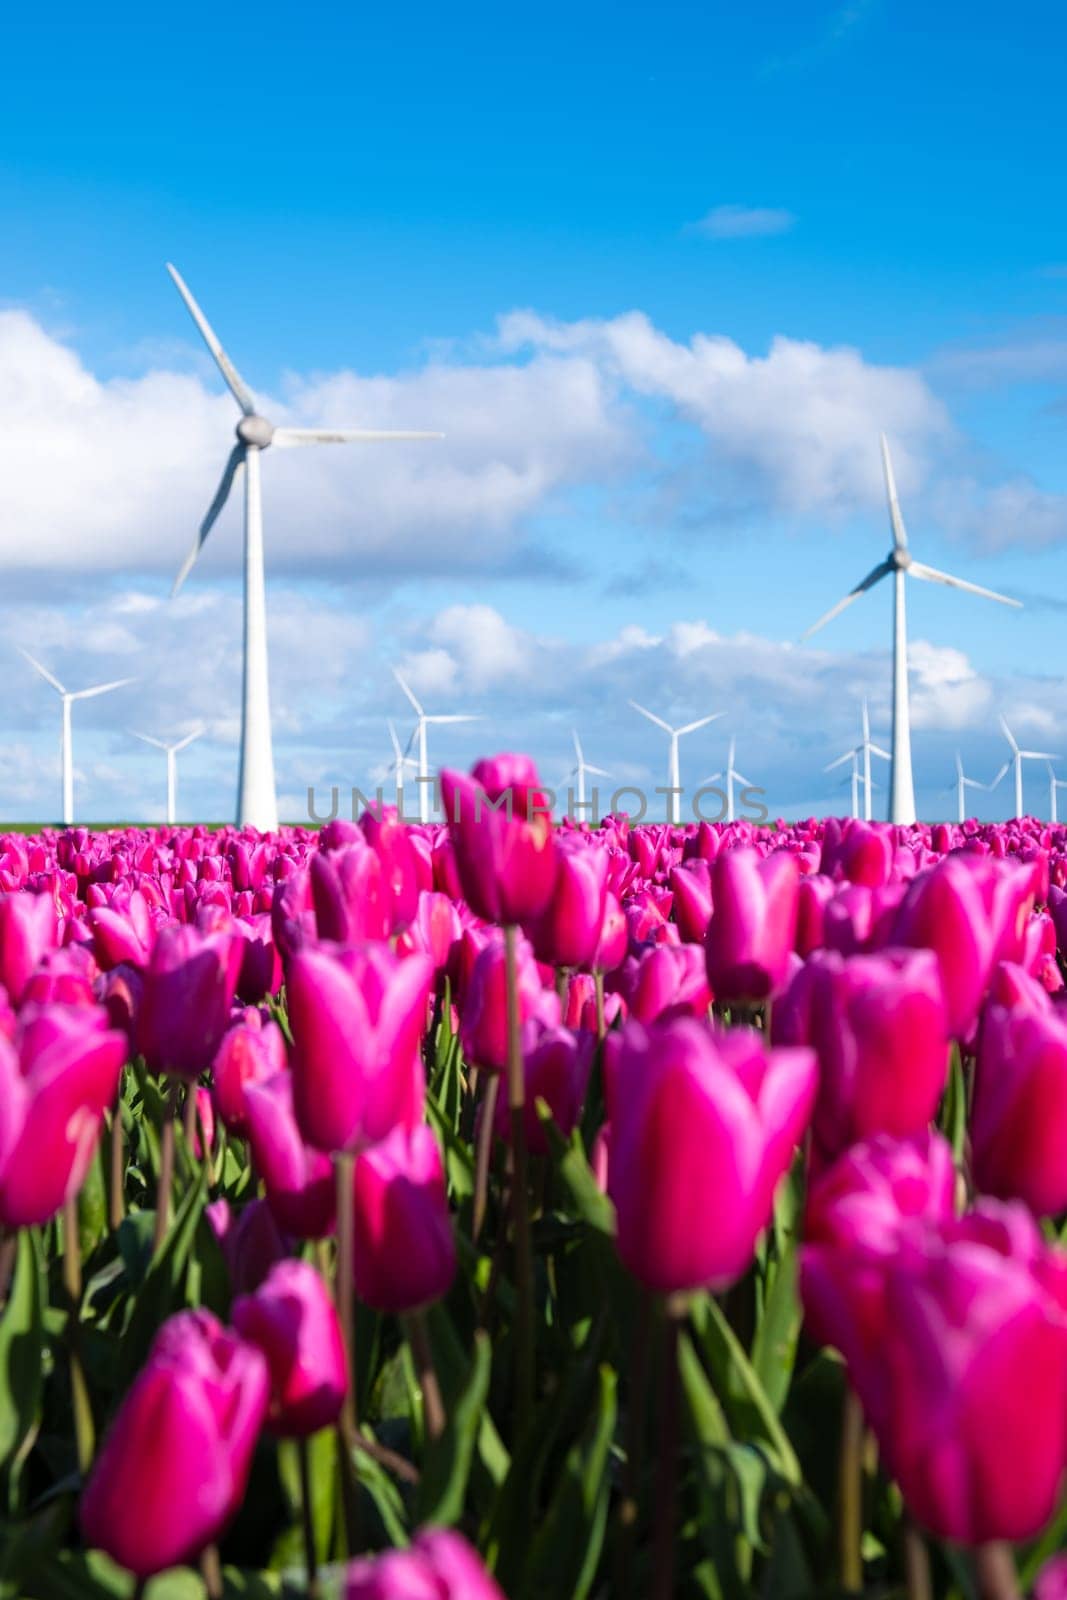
391 668 423 717
572 729 583 763
18 647 65 695
425 714 481 724
629 700 672 733
869 743 891 760
908 561 1022 608
990 762 1011 788
955 751 963 781
677 713 724 736
1020 750 1060 762
880 433 909 551
999 715 1019 753
585 763 610 777
388 720 402 760
165 263 256 415
173 444 245 596
171 728 203 752
272 427 444 447
70 677 135 701
700 772 724 786
824 750 856 772
801 560 893 640
733 771 753 786
130 730 167 749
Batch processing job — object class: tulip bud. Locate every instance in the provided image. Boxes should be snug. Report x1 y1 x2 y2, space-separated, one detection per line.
459 931 559 1074
244 1071 336 1238
0 890 58 1004
213 1013 289 1136
350 1124 456 1313
525 839 609 969
440 755 557 925
344 1528 505 1600
233 1259 347 1436
491 1019 595 1154
137 924 243 1079
704 848 799 1004
972 1001 1067 1215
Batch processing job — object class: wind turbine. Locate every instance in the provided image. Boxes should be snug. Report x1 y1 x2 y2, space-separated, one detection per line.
565 730 609 816
993 717 1059 820
20 650 134 826
387 720 419 810
166 264 443 832
803 434 1022 825
859 699 890 822
701 736 753 823
392 670 480 824
629 701 723 824
1047 763 1067 825
949 751 992 825
825 747 861 820
130 728 202 825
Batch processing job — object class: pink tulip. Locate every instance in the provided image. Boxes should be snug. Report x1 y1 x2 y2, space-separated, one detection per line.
288 942 433 1154
1035 1555 1067 1600
525 838 609 969
233 1259 347 1436
207 1196 290 1296
609 1019 816 1293
350 1124 456 1313
358 804 421 932
80 1309 269 1578
244 1071 336 1237
440 755 558 925
704 848 799 1004
608 943 712 1025
775 948 948 1162
344 1528 505 1600
669 862 713 944
492 1019 595 1154
213 1012 289 1136
0 1003 126 1228
972 1000 1067 1215
310 845 391 944
0 890 58 1003
459 931 559 1073
137 923 243 1079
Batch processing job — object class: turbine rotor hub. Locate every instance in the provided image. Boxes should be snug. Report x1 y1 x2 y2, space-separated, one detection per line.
236 414 274 449
891 548 912 571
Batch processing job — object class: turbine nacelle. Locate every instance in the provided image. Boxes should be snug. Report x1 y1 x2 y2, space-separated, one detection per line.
236 415 275 449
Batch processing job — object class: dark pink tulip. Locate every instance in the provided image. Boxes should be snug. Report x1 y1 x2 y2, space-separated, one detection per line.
310 845 391 945
80 1309 269 1578
359 805 421 932
207 1196 290 1296
459 931 559 1073
609 1019 816 1293
972 1001 1067 1215
95 962 143 1039
704 847 799 1003
594 891 628 971
609 942 712 1025
1035 1555 1067 1600
822 882 905 957
244 1071 336 1237
795 874 835 958
21 945 97 1009
0 1003 126 1228
775 949 948 1162
137 923 243 1079
345 1528 505 1600
878 1204 1067 1543
233 912 283 1003
213 1012 289 1136
525 839 609 969
288 943 433 1154
350 1124 456 1313
396 890 463 973
0 890 58 1003
492 1020 595 1154
440 755 557 925
87 890 156 970
232 1259 347 1436
669 862 713 944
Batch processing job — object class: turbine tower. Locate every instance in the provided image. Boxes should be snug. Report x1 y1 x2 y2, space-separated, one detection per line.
20 650 133 826
825 746 861 820
392 670 479 824
803 434 1021 826
629 701 723 824
566 730 609 816
859 699 890 822
993 717 1059 820
950 751 992 825
166 264 443 832
701 736 753 823
1048 763 1067 825
131 728 202 825
387 720 419 811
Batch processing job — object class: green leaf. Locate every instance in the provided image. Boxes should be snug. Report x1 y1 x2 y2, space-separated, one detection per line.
423 1302 508 1493
691 1294 803 1487
537 1107 615 1236
118 1163 208 1385
750 1242 802 1415
424 1089 473 1203
276 1431 336 1570
518 1365 617 1600
415 1329 491 1526
0 1228 44 1498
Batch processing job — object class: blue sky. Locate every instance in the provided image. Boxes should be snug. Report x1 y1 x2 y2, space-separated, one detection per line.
1 0 1066 822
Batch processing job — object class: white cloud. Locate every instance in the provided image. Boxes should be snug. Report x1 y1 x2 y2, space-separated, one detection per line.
689 205 796 240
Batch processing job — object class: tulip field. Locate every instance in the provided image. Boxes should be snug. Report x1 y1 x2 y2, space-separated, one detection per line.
7 757 1067 1600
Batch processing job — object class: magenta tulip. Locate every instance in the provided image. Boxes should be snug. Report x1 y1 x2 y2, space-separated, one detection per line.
287 942 433 1154
207 1196 290 1296
491 1019 595 1154
213 1012 289 1136
972 1000 1067 1215
80 1309 269 1578
459 931 559 1074
609 1019 816 1293
350 1124 456 1313
345 1528 505 1600
669 862 713 944
244 1070 336 1237
137 923 243 1079
0 890 58 1003
704 847 799 1003
525 838 610 969
233 1259 347 1436
440 755 557 925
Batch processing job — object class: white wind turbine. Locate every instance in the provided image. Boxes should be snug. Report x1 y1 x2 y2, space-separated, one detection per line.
166 264 442 832
392 670 480 824
130 728 202 825
993 717 1059 820
825 746 861 820
565 730 609 815
629 701 723 824
803 434 1022 826
387 720 420 810
859 699 890 822
20 650 134 826
701 736 753 823
1047 763 1067 825
949 751 993 825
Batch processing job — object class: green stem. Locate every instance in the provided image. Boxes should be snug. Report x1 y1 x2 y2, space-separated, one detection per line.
200 1543 223 1600
108 1082 125 1231
615 1291 653 1600
472 1073 500 1242
298 1434 320 1598
152 1082 178 1254
63 1190 95 1473
838 1387 865 1593
903 1517 932 1600
594 968 606 1041
405 1308 446 1442
504 924 534 1435
650 1302 682 1600
974 1544 1021 1600
333 1152 360 1555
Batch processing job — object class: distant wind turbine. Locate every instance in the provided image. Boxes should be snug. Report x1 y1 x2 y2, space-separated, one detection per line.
565 730 609 815
392 670 480 824
131 728 202 825
166 263 443 832
949 751 993 825
1048 763 1067 825
993 717 1059 820
701 736 752 823
859 699 890 822
387 720 419 810
20 650 134 826
803 434 1022 825
825 746 861 820
629 701 723 824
